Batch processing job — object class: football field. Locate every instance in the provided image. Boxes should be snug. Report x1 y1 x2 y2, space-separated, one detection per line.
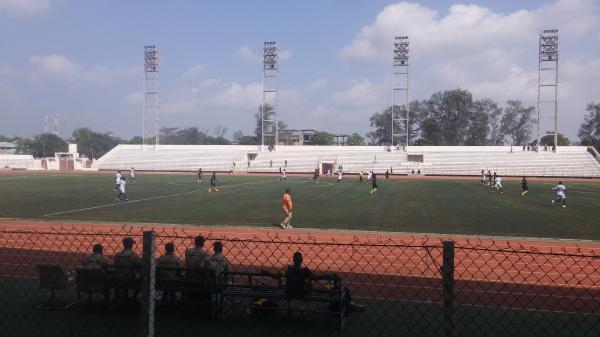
0 172 599 240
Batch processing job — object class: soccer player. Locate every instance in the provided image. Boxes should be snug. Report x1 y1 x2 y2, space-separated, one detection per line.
280 167 287 182
480 170 486 185
359 170 363 184
117 176 128 201
337 169 343 183
367 170 373 183
370 172 378 195
115 170 122 191
521 177 529 196
326 168 332 178
552 181 567 207
313 168 320 184
385 170 390 181
129 167 136 182
492 175 503 194
487 170 493 186
197 168 202 183
280 188 293 229
208 172 219 192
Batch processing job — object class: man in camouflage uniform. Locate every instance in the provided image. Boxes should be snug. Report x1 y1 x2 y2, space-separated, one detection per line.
185 236 211 281
157 242 181 302
82 243 110 269
114 237 142 302
209 241 230 284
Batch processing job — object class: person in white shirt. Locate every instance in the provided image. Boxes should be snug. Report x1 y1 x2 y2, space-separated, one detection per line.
552 181 567 207
337 169 343 183
129 167 136 182
367 171 373 182
280 167 287 182
117 177 128 201
115 171 122 191
492 176 503 194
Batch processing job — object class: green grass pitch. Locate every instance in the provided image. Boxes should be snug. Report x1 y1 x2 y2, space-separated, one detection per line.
0 172 599 240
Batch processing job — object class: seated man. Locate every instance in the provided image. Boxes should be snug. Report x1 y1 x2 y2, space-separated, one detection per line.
209 241 230 284
113 237 142 302
157 242 181 280
157 242 181 302
185 235 211 279
82 243 109 269
263 252 337 298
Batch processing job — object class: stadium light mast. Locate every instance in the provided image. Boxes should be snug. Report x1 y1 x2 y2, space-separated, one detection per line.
53 112 59 136
537 29 559 152
43 112 49 133
261 41 279 150
143 45 160 150
392 36 409 150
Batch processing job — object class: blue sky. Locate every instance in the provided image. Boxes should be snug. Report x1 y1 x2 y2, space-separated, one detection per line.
0 0 599 141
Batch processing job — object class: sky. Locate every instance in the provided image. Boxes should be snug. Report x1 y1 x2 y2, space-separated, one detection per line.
0 0 599 141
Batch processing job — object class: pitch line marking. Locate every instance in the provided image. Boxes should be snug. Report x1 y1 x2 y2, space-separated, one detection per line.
42 180 265 217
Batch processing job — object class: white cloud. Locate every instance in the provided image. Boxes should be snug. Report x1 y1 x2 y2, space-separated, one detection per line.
306 78 327 92
0 0 50 16
125 92 143 105
236 45 258 61
333 79 386 108
28 54 138 85
280 50 292 61
180 64 207 81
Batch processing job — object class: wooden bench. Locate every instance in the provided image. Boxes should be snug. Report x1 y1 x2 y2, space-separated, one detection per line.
221 271 347 330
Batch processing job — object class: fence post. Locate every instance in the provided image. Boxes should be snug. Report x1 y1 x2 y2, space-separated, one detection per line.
442 240 455 337
140 231 156 337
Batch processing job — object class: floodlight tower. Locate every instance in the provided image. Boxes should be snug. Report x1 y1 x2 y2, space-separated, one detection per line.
392 36 409 150
53 113 59 136
43 112 49 133
537 29 559 152
261 41 279 149
143 45 160 150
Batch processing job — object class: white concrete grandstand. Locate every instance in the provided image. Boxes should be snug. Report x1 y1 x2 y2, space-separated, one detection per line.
93 144 600 178
0 155 35 170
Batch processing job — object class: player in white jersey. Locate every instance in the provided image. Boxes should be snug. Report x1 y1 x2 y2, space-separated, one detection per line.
279 167 287 182
117 177 128 201
367 171 373 182
480 170 486 185
115 171 122 191
129 167 136 182
337 169 343 183
492 176 503 194
552 181 567 207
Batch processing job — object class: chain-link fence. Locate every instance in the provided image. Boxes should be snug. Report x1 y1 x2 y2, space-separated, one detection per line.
0 225 599 337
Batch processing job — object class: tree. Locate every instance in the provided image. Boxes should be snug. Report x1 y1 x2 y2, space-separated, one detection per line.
233 130 258 145
30 133 68 157
366 107 392 145
254 104 287 145
71 128 123 159
578 102 600 151
482 99 505 145
500 100 535 145
0 135 8 142
307 131 334 145
347 133 365 146
539 133 570 146
465 99 492 145
425 89 474 145
128 136 144 144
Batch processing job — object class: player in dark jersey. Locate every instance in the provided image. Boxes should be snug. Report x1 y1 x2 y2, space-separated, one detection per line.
313 168 320 184
197 168 202 183
208 172 218 192
521 177 529 196
385 170 390 181
487 170 492 186
370 172 378 194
